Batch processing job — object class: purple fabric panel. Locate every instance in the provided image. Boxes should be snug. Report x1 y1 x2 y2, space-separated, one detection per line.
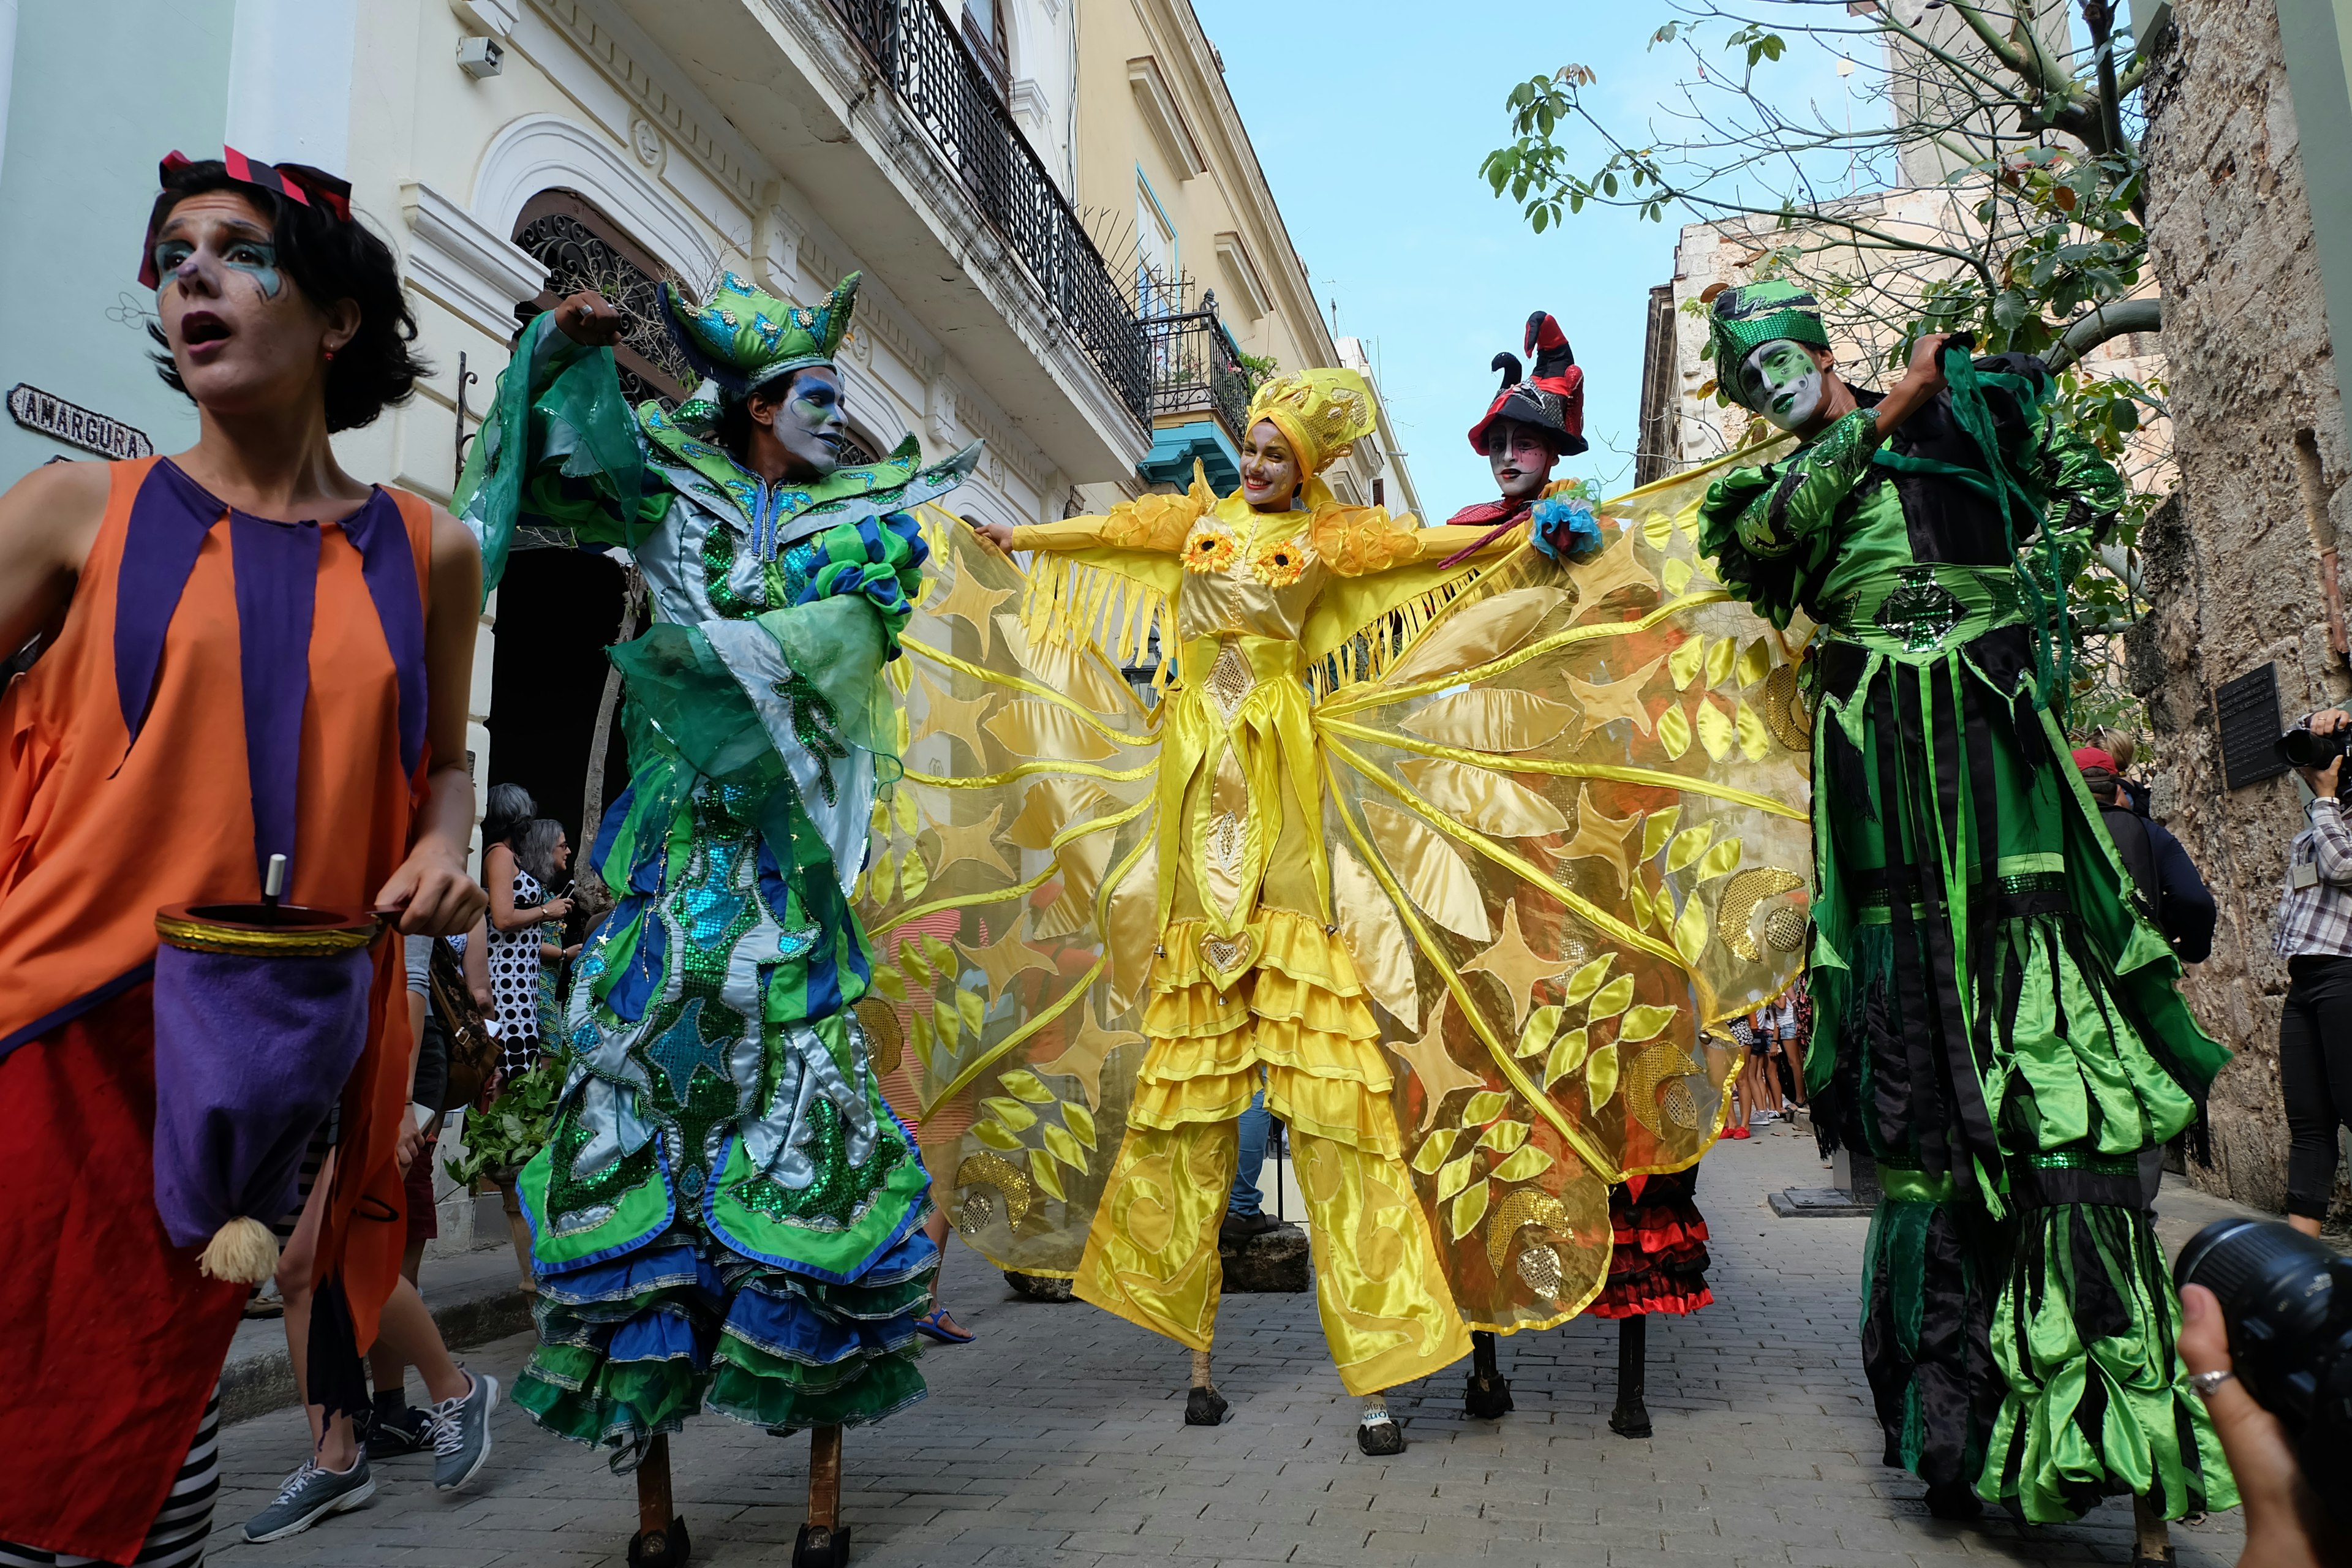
150 942 372 1248
345 490 428 778
113 462 222 747
228 512 320 883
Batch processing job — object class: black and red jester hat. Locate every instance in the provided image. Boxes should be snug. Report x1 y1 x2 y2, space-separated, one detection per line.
1466 311 1588 459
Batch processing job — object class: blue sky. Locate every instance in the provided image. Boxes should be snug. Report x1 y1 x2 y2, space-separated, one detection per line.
1190 1 1862 513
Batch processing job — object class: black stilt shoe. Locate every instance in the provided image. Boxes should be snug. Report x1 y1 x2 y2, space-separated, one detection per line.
1610 1316 1652 1438
1923 1480 1984 1520
1464 1330 1514 1419
1184 1386 1229 1426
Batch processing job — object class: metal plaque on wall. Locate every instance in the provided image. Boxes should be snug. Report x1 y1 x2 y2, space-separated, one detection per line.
2216 662 2289 790
7 383 154 460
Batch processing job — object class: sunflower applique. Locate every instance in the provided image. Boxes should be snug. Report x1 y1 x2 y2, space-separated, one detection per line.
1248 535 1312 588
1183 519 1240 574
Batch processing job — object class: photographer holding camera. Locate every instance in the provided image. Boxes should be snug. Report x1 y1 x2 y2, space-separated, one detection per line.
2274 708 2352 1239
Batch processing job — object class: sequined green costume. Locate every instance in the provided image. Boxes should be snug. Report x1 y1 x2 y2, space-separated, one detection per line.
1696 340 2234 1523
456 273 981 1463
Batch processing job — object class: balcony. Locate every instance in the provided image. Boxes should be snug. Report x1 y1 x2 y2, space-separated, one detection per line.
827 0 1149 426
1139 288 1251 492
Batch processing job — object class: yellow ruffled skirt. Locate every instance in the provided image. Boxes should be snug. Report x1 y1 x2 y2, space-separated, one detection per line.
1074 905 1471 1393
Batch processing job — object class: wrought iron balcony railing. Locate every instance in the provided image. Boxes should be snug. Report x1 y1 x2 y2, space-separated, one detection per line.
827 0 1150 426
1142 290 1250 440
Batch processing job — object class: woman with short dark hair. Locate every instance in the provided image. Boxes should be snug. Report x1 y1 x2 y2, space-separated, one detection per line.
0 149 487 1561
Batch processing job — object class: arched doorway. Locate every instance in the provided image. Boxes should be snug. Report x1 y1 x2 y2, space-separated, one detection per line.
484 190 692 857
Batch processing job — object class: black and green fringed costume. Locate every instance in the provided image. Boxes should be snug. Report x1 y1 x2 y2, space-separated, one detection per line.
1695 350 2236 1523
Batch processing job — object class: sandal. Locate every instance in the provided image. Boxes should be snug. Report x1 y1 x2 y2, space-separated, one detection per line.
914 1308 975 1344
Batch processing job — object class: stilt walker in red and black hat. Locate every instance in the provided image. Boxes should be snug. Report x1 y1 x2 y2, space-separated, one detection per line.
1439 312 1722 1437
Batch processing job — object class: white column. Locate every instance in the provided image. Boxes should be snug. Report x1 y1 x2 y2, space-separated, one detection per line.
0 0 22 186
224 0 357 170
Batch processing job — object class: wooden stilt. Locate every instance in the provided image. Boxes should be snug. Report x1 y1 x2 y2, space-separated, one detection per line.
808 1425 843 1528
2132 1493 2175 1567
626 1433 691 1565
793 1426 850 1566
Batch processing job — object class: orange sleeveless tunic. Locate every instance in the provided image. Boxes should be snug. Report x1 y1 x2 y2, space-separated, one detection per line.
0 457 434 1562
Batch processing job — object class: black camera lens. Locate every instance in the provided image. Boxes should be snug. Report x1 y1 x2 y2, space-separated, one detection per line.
2278 725 2352 769
2176 1218 2352 1518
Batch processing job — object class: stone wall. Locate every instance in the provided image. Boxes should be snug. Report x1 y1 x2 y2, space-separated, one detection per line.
2137 0 2352 1209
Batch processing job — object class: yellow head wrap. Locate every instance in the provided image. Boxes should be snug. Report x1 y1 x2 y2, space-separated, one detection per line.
1245 368 1379 486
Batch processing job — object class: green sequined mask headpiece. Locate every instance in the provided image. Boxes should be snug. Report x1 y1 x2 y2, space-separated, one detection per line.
1707 280 1831 396
658 270 859 402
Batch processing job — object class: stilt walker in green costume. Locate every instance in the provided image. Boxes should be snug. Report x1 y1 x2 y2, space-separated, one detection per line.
1694 282 2234 1545
455 273 981 1568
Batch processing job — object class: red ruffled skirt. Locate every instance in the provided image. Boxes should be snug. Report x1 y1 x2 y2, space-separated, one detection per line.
1591 1167 1711 1318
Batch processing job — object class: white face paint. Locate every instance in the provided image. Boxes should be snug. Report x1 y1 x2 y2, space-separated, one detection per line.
1737 339 1826 432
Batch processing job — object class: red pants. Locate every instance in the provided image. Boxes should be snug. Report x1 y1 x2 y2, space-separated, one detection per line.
0 984 246 1564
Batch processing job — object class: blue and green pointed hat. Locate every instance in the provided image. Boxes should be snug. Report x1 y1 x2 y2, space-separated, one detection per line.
658 270 859 399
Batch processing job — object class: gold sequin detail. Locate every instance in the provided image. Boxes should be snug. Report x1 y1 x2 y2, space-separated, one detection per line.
1209 812 1245 875
1763 905 1809 952
1485 1188 1570 1269
954 1191 995 1237
1623 1042 1703 1135
1199 929 1253 976
1204 638 1254 725
1515 1243 1564 1300
1762 664 1811 751
954 1152 1034 1229
1719 867 1808 961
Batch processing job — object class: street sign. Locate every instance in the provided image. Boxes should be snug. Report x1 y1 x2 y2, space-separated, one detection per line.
6 383 154 461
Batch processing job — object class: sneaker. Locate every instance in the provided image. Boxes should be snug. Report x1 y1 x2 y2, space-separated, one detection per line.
243 1455 375 1542
365 1404 434 1459
427 1370 499 1491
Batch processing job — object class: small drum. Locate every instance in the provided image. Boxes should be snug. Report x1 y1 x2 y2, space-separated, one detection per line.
152 899 379 1283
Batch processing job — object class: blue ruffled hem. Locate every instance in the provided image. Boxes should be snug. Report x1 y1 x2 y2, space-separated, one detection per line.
537 1238 728 1308
608 1304 712 1368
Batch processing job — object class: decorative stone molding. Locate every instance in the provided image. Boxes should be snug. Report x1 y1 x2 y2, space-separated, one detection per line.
1127 55 1205 179
402 180 546 339
450 0 521 35
756 186 806 295
530 0 764 209
927 376 961 448
470 112 719 281
1214 232 1272 321
628 115 666 173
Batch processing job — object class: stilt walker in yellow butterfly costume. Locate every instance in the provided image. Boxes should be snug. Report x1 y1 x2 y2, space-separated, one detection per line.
881 368 1812 1454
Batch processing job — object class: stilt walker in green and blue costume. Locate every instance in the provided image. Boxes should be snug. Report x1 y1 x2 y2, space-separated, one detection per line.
455 271 981 1566
1693 283 2234 1532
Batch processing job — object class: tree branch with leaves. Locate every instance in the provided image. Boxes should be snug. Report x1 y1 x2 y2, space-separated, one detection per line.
1480 0 2164 731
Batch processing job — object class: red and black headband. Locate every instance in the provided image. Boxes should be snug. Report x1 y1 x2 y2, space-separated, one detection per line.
138 146 354 287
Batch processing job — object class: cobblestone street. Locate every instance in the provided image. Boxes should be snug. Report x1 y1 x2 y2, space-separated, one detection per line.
203 1124 2251 1568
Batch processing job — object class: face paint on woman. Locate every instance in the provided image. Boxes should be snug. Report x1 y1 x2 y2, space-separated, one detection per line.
150 235 285 302
1738 339 1826 432
764 367 847 478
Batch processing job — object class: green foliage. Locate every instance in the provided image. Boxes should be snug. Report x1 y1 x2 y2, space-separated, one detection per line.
1479 5 2168 668
445 1050 573 1186
1235 351 1281 394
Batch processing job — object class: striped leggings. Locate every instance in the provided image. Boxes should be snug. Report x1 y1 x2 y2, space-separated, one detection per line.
0 1388 219 1566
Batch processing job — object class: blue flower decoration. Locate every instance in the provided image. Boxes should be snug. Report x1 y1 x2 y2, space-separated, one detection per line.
1531 496 1602 561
